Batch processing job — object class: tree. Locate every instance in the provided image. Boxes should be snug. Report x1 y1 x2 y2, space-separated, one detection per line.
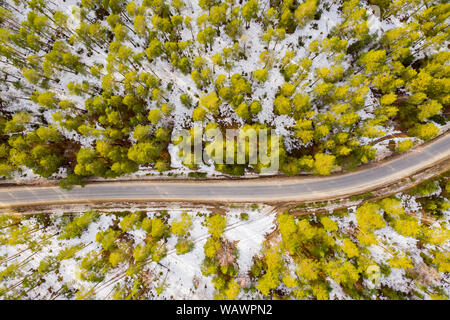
225 19 243 40
341 239 359 258
274 95 291 115
250 101 262 115
198 0 220 10
253 68 268 82
59 211 99 239
204 237 221 258
379 197 404 216
235 103 250 120
356 202 385 232
409 123 439 141
294 0 317 28
209 5 226 27
109 250 126 267
150 217 167 239
432 251 450 273
277 214 297 238
146 39 163 59
224 280 240 299
200 92 220 114
127 142 160 165
180 93 193 108
9 126 69 179
31 91 59 109
176 239 194 255
242 0 259 27
280 83 296 96
417 100 442 121
380 93 397 106
197 27 216 50
22 67 41 84
313 153 335 175
113 24 128 42
396 139 414 153
256 271 279 296
296 258 320 282
314 81 334 97
206 214 226 238
359 50 387 74
74 148 107 177
134 15 148 38
97 229 120 252
281 157 301 176
325 260 359 288
320 216 338 232
171 212 193 236
148 109 162 124
133 125 151 141
133 243 152 262
293 93 311 113
388 255 413 269
120 212 141 232
256 244 283 296
193 107 207 121
394 216 420 238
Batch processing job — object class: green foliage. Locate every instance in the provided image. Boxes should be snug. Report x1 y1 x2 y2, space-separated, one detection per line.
314 153 335 176
59 211 99 239
320 216 338 232
388 255 413 270
119 212 142 232
341 238 359 258
175 239 194 255
396 139 414 153
1 175 450 299
57 245 83 261
171 212 192 236
206 214 226 238
204 236 221 259
356 203 385 232
96 228 121 252
150 217 167 239
253 68 268 82
0 0 445 183
133 243 152 262
409 123 440 141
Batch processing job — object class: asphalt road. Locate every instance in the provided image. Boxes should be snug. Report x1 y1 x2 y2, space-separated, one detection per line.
0 133 449 208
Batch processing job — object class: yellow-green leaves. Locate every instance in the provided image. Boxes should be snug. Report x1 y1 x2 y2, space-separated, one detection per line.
356 202 385 232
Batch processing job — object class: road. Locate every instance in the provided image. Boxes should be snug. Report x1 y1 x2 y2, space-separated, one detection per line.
0 133 449 208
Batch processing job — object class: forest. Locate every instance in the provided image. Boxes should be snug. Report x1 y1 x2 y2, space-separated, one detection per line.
0 173 448 299
0 0 448 185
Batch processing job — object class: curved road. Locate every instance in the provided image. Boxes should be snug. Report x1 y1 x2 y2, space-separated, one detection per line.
0 133 449 208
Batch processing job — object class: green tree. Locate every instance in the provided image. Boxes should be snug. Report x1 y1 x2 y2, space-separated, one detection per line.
197 27 217 51
253 68 268 82
356 202 385 232
242 0 259 27
313 153 335 175
171 212 193 236
146 39 163 59
206 214 226 238
409 123 439 141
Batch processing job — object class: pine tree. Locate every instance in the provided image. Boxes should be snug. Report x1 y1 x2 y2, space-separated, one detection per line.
206 214 226 238
313 153 335 176
242 0 259 28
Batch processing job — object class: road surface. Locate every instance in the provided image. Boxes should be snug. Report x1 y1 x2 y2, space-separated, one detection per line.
0 133 449 208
